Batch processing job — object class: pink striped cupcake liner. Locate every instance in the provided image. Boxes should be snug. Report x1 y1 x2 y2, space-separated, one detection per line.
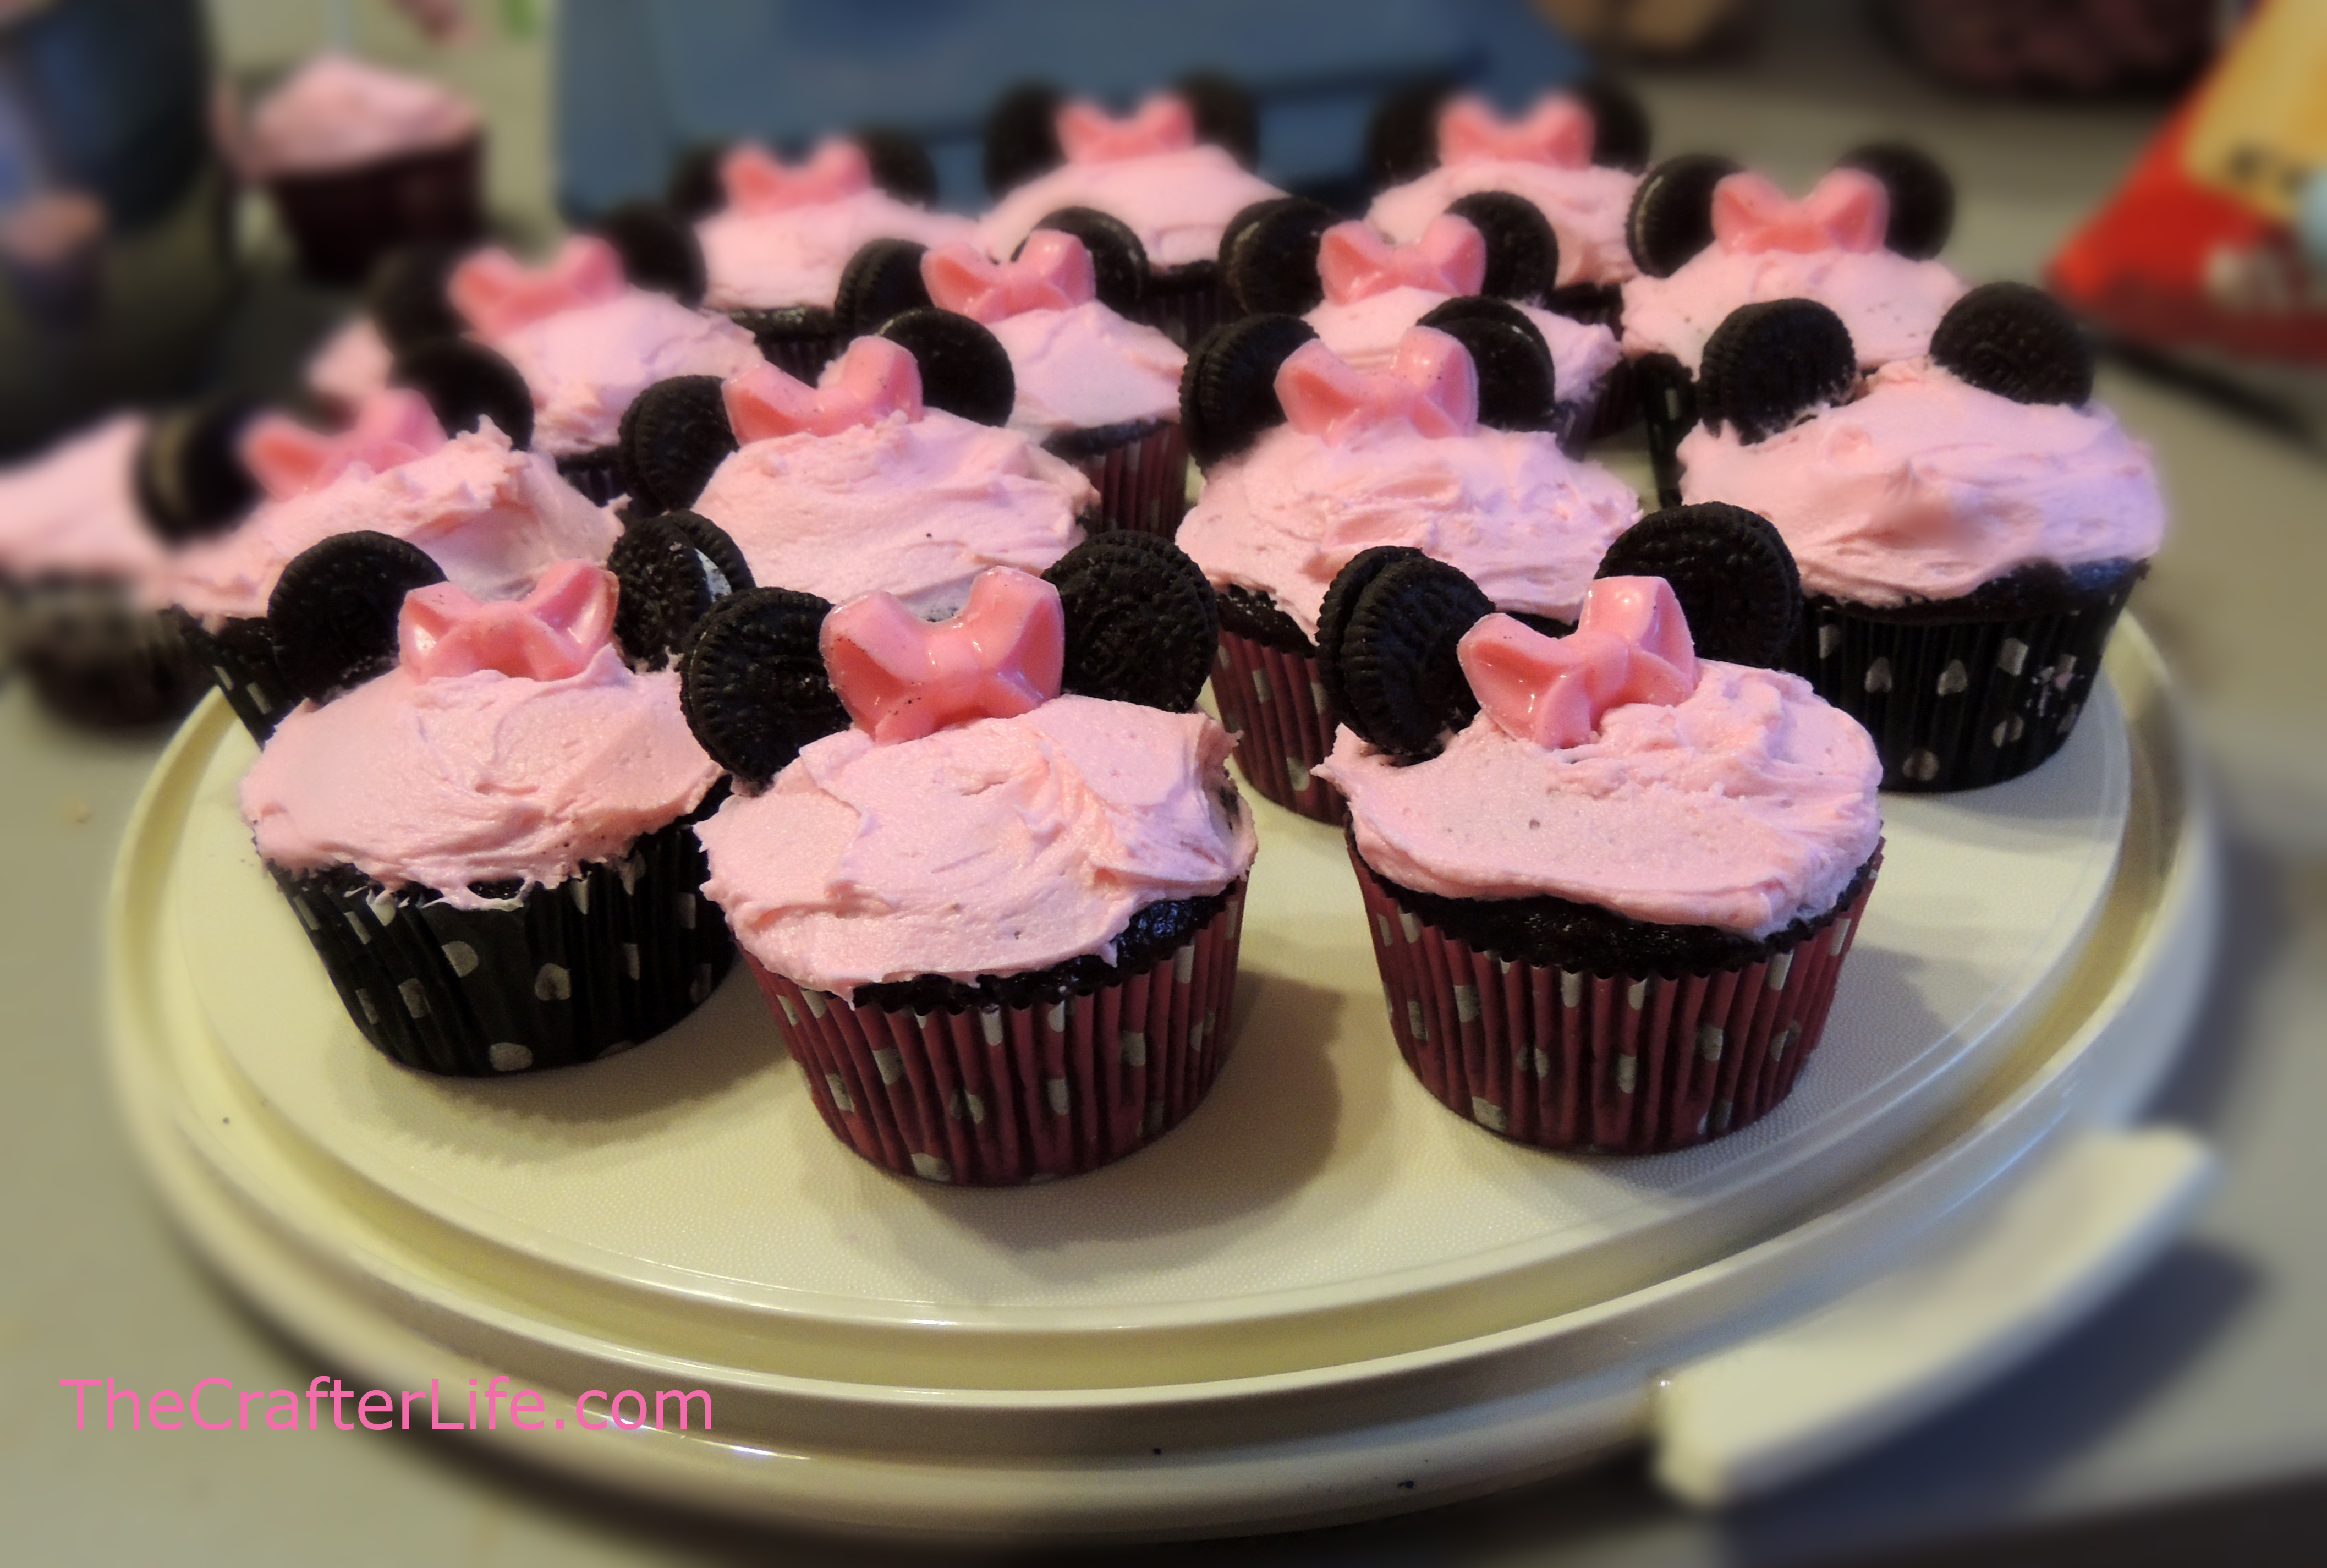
1208 629 1346 824
1062 421 1192 538
750 884 1248 1185
1349 842 1881 1154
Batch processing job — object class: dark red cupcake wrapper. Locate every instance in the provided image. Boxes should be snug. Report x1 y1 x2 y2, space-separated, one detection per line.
1208 628 1346 824
2 575 206 727
751 884 1248 1185
267 135 484 287
1351 842 1881 1154
1058 421 1191 538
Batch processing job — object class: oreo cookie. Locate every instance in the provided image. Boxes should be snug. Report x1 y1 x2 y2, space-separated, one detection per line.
1415 296 1557 432
391 339 536 450
1930 282 2093 407
1626 153 1741 278
665 139 736 222
1042 532 1219 712
608 511 752 671
1595 502 1802 669
984 81 1067 196
365 242 466 353
679 587 852 789
267 531 447 704
877 309 1016 427
1698 298 1858 443
1329 552 1493 760
1180 312 1318 468
134 396 260 544
590 200 707 306
1446 191 1559 304
1176 71 1260 166
1572 78 1651 173
1219 196 1337 316
1365 78 1458 187
1315 544 1425 724
1027 206 1149 314
855 126 940 207
1836 141 1954 260
617 375 738 514
834 238 934 336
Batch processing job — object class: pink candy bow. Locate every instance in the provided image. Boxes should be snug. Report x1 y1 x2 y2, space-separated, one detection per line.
240 390 449 501
1318 214 1486 305
1711 169 1890 255
1459 577 1699 751
1056 94 1195 163
448 235 629 338
821 568 1065 744
1276 328 1478 443
1436 94 1594 170
397 560 618 683
724 337 924 442
922 230 1096 322
718 139 873 215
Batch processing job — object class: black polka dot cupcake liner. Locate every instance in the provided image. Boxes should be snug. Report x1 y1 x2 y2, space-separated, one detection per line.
726 307 843 385
2 575 207 727
554 446 627 506
171 610 294 744
1208 628 1346 824
267 812 735 1077
1349 841 1880 1155
1045 419 1191 538
749 882 1247 1185
1135 260 1237 349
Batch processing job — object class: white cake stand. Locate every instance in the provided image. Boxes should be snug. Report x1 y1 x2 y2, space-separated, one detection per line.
107 620 2216 1539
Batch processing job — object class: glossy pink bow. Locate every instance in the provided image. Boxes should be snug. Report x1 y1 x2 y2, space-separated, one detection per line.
1318 215 1486 305
922 230 1096 322
1057 94 1195 163
719 139 872 215
1711 169 1889 255
725 337 924 442
1459 577 1699 750
822 568 1065 744
1436 94 1593 170
1276 328 1478 443
397 560 618 683
449 236 628 338
240 390 449 501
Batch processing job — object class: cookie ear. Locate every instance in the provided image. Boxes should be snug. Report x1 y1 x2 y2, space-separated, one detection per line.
985 81 1066 196
1042 533 1218 712
1219 196 1336 315
1836 141 1954 260
364 242 465 353
618 375 738 513
834 238 933 337
1415 297 1557 433
1027 206 1149 314
679 586 852 790
876 309 1016 427
1570 78 1651 172
391 339 536 451
1318 551 1492 761
854 125 939 207
609 511 755 671
1366 78 1457 188
134 396 261 544
1181 312 1319 468
1596 503 1801 668
1698 298 1858 443
665 139 736 221
266 531 447 705
1930 282 2093 407
1626 153 1741 278
1445 191 1559 304
591 200 708 308
1175 70 1260 167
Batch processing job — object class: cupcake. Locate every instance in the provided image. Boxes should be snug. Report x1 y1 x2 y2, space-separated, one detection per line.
978 76 1285 348
1312 507 1884 1154
1620 146 1967 502
237 54 483 286
617 311 1095 618
833 213 1189 536
683 533 1256 1185
683 133 976 381
1176 315 1640 822
240 528 740 1076
1673 285 2163 790
1220 195 1624 453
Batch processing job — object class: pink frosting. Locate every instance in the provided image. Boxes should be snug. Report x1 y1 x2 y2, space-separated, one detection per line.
1316 662 1881 936
241 647 720 909
0 413 172 595
1304 284 1622 402
698 190 975 311
243 54 479 178
306 318 394 411
1676 357 2167 606
695 696 1257 997
978 146 1285 270
483 290 764 457
1621 247 1969 374
1368 161 1641 288
986 302 1185 438
163 423 620 623
1178 420 1640 640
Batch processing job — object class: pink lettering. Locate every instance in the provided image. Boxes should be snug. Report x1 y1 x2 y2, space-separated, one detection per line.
190 1378 233 1430
358 1390 394 1431
105 1378 140 1431
509 1391 547 1432
147 1389 184 1431
57 1378 102 1429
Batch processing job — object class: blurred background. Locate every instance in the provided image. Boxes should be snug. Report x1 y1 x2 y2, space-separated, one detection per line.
4 0 2325 1561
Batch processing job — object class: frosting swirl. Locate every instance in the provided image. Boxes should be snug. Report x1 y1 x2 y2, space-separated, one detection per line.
1622 248 1968 374
987 302 1187 437
978 146 1285 270
1304 284 1622 403
698 191 976 312
242 54 479 178
1366 161 1642 288
0 414 171 597
484 291 765 457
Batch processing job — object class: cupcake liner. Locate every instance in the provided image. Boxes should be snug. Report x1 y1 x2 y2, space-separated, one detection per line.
1632 352 1695 507
1790 585 2138 791
1135 262 1235 349
268 813 734 1077
1350 841 1880 1154
172 610 292 744
0 575 206 727
728 308 843 384
750 884 1248 1184
555 447 627 506
267 134 484 287
1208 628 1346 824
1050 420 1191 538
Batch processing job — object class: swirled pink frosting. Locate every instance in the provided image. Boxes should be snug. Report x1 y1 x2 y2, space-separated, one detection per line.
1367 162 1641 288
162 423 621 623
306 318 394 412
1304 285 1623 403
1676 357 2167 606
0 413 172 596
1177 421 1641 640
483 292 764 457
698 193 976 311
1317 662 1881 935
1622 248 1969 373
243 54 480 178
986 301 1186 437
695 696 1256 996
693 409 1094 617
241 647 720 908
978 147 1286 270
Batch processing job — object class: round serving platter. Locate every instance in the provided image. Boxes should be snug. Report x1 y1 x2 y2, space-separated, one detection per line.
108 619 2211 1539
